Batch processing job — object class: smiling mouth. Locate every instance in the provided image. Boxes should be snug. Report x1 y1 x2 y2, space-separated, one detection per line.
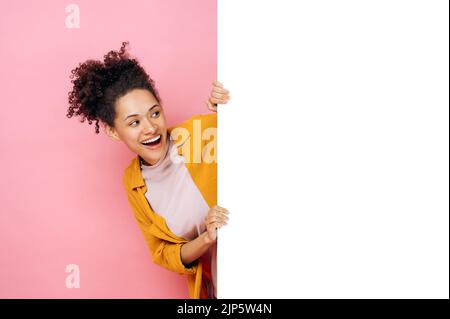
141 135 162 148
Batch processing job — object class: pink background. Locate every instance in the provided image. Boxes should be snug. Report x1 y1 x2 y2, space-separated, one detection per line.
0 0 216 298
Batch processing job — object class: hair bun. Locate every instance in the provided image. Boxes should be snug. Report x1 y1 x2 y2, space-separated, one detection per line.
67 42 160 134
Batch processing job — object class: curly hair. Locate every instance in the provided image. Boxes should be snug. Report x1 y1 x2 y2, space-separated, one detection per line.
67 41 162 134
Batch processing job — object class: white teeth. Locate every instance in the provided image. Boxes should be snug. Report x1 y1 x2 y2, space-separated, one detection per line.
142 135 161 144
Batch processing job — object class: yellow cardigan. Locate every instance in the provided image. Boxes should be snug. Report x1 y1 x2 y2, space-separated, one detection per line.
122 113 217 299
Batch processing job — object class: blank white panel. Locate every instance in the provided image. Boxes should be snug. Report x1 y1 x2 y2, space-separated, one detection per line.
218 0 449 298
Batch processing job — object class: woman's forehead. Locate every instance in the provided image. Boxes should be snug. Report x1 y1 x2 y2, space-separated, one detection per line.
116 89 159 115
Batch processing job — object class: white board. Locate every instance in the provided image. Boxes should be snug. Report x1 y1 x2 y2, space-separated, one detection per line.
217 0 449 298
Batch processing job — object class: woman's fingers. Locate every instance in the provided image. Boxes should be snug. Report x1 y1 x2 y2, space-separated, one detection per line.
210 211 229 221
209 97 229 105
212 92 227 99
211 91 230 100
212 86 229 94
206 99 217 111
210 81 231 106
213 205 230 214
207 81 230 112
205 212 229 223
205 216 228 226
214 221 224 229
211 95 231 104
205 205 230 232
210 82 230 104
213 80 223 88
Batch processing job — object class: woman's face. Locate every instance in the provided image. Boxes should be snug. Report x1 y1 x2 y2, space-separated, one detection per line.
105 88 168 165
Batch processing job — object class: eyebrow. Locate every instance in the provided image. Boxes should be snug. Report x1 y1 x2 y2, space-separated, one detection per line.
123 104 160 121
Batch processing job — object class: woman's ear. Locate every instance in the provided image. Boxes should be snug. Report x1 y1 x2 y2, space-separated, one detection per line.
104 123 121 141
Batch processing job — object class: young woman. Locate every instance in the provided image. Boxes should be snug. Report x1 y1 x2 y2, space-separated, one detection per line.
67 42 230 299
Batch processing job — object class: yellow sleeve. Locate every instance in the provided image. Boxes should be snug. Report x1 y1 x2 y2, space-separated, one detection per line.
197 112 217 130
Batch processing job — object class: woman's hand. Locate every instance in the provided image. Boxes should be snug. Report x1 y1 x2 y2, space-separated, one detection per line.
204 205 230 244
206 81 231 112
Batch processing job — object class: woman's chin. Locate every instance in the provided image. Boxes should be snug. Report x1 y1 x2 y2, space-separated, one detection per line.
140 139 167 165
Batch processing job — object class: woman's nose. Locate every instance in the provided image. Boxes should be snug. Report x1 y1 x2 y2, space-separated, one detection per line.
143 119 157 134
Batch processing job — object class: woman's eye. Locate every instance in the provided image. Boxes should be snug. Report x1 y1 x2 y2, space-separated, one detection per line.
151 111 160 118
130 120 139 126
